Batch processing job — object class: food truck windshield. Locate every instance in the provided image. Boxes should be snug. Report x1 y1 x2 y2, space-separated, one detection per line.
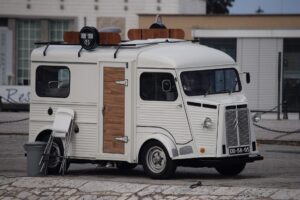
180 68 241 96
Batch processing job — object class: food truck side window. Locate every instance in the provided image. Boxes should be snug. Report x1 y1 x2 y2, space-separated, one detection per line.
140 72 178 101
36 66 70 98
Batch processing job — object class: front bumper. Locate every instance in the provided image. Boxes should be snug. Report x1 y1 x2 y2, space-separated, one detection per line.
178 154 264 167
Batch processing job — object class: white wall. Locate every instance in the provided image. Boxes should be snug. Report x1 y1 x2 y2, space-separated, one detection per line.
0 0 206 32
237 38 283 111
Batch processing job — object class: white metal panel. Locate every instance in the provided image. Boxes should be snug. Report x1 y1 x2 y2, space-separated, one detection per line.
186 105 219 157
30 103 98 124
237 38 283 111
258 39 279 110
71 124 97 158
137 101 192 144
238 39 260 110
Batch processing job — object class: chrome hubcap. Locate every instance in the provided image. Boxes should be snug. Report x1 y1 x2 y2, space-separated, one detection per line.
146 146 166 173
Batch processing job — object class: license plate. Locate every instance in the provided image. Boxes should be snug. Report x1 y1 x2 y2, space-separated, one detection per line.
229 146 250 155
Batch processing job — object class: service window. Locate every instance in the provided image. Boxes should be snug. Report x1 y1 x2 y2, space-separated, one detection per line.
36 66 70 98
140 72 178 101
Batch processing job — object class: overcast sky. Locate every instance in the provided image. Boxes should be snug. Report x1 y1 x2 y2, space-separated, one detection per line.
229 0 300 14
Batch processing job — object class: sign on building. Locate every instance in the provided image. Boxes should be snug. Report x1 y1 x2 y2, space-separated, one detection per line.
0 86 30 104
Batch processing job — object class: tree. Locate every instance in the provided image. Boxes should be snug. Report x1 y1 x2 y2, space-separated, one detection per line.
206 0 235 14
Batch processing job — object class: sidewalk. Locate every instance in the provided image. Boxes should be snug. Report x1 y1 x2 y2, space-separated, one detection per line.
1 176 300 200
0 112 300 145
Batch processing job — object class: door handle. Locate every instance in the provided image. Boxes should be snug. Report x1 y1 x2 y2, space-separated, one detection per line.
115 79 128 86
176 104 183 109
115 136 129 143
102 106 106 115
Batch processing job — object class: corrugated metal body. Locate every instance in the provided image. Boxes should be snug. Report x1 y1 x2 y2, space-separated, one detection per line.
71 124 97 157
29 103 98 158
137 101 192 144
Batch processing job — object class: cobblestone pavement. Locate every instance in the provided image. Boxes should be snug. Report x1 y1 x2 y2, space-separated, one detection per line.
1 176 300 200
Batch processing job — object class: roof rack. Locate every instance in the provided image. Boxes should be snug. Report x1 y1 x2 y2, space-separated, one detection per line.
34 21 186 58
35 39 188 58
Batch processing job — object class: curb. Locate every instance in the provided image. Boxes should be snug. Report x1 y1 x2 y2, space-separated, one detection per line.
257 139 300 146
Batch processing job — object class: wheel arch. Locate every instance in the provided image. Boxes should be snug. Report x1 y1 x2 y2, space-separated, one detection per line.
138 134 178 163
34 126 53 141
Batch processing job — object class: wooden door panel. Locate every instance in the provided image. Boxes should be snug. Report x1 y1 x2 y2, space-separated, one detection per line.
103 67 125 154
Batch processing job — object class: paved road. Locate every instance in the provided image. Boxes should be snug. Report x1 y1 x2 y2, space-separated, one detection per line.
1 135 300 190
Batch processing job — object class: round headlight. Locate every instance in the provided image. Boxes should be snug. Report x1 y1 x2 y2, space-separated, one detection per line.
203 117 213 128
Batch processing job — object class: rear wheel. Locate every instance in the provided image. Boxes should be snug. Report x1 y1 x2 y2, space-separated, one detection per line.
141 141 176 179
47 138 64 174
215 162 246 176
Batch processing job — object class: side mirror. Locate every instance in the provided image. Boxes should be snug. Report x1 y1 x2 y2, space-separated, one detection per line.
162 79 172 92
246 72 251 84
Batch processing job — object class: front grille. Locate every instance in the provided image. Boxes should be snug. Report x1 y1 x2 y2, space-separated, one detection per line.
225 105 250 147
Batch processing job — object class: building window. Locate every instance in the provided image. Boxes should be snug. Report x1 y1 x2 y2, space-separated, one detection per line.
36 66 70 98
0 18 8 27
49 20 72 41
16 19 73 85
199 38 237 61
140 72 178 101
16 19 41 85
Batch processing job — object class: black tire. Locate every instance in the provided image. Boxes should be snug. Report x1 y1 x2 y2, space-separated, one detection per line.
215 162 246 176
141 141 176 179
47 138 64 174
116 162 137 170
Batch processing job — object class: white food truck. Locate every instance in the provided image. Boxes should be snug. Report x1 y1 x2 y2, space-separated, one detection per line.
29 24 263 179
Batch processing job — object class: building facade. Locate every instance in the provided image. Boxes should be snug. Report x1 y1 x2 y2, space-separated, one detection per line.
0 0 206 86
139 15 300 112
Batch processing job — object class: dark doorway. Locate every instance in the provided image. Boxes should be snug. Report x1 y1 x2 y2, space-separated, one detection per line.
199 38 237 61
283 38 300 112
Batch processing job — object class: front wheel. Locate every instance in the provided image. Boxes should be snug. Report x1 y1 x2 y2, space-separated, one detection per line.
141 141 176 179
215 162 246 176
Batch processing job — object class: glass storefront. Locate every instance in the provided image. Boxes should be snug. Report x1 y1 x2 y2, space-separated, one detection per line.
283 38 300 112
16 19 73 85
16 20 41 85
